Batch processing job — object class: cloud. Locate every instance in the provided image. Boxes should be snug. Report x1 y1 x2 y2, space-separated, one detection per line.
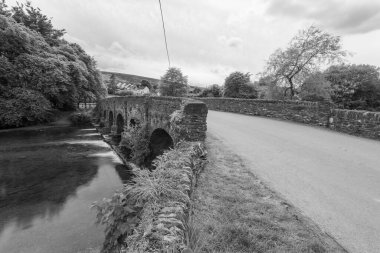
7 0 380 85
265 0 380 34
218 36 243 48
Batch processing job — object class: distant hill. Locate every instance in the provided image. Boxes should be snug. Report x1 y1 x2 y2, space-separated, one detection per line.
101 71 160 87
101 71 206 96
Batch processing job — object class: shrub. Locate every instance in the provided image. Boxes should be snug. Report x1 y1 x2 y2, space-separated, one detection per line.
198 84 222 97
120 125 149 166
115 90 134 96
68 111 92 126
325 64 380 111
0 88 53 128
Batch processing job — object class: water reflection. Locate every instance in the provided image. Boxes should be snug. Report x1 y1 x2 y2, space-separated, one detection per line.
0 126 131 253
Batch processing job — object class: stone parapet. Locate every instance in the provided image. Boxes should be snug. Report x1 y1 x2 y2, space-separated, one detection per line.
198 98 380 141
330 109 380 140
198 98 333 127
97 96 208 144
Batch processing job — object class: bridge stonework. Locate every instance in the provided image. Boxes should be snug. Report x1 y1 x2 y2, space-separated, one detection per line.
97 96 208 144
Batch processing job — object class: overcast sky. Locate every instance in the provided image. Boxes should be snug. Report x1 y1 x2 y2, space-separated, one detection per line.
8 0 380 86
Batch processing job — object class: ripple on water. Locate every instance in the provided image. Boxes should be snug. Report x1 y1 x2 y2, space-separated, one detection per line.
0 126 130 253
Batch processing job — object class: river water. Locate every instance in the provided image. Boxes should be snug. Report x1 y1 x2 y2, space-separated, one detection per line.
0 125 130 253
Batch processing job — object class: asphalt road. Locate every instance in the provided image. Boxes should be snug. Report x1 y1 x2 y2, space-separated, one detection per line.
207 110 380 253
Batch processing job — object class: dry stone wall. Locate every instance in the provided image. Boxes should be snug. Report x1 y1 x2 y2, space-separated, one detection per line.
330 109 380 140
198 98 333 127
198 98 380 140
124 142 207 253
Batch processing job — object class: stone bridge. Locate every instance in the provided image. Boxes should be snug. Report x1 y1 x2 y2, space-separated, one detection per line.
97 96 208 159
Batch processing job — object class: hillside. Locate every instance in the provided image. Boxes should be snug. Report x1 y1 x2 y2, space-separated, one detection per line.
101 71 160 87
101 71 206 96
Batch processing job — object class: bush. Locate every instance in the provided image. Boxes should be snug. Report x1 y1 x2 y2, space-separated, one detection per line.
198 84 222 97
115 90 134 96
325 64 380 110
0 88 53 128
68 111 92 126
120 125 149 166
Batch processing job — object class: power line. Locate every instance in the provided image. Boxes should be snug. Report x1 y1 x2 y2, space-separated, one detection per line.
158 0 171 68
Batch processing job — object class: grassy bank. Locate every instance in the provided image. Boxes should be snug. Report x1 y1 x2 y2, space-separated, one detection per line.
190 134 347 253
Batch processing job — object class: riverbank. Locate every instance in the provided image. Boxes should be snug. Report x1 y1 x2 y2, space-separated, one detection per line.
0 111 74 133
0 122 129 253
191 133 347 252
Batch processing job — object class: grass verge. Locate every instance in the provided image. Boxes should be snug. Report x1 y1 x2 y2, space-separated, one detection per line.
190 133 347 253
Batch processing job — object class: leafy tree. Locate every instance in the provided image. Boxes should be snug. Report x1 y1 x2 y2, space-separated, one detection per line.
325 64 380 110
253 76 288 100
0 88 53 128
0 0 10 16
140 79 151 89
224 72 257 99
10 1 65 45
159 67 187 97
299 72 332 101
199 84 222 97
107 73 117 94
267 84 287 100
209 84 222 97
0 2 106 128
264 26 346 99
192 87 201 94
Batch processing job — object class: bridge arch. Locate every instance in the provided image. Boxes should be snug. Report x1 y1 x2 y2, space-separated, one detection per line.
149 128 173 161
116 113 124 134
108 111 114 127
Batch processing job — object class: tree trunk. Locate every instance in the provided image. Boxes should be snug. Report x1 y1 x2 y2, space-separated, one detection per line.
287 78 295 100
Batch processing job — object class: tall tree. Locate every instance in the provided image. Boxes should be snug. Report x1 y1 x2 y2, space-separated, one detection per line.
0 2 105 128
10 1 65 45
0 0 10 16
159 67 188 97
108 73 117 94
224 72 257 99
264 26 346 99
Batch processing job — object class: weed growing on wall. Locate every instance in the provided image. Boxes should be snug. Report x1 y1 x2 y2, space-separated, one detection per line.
170 110 186 143
93 142 206 253
92 192 142 253
121 125 150 166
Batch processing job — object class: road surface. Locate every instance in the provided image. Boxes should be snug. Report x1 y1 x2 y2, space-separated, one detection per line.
207 110 380 253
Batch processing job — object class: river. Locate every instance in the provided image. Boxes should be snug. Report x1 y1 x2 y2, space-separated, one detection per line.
0 125 130 253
